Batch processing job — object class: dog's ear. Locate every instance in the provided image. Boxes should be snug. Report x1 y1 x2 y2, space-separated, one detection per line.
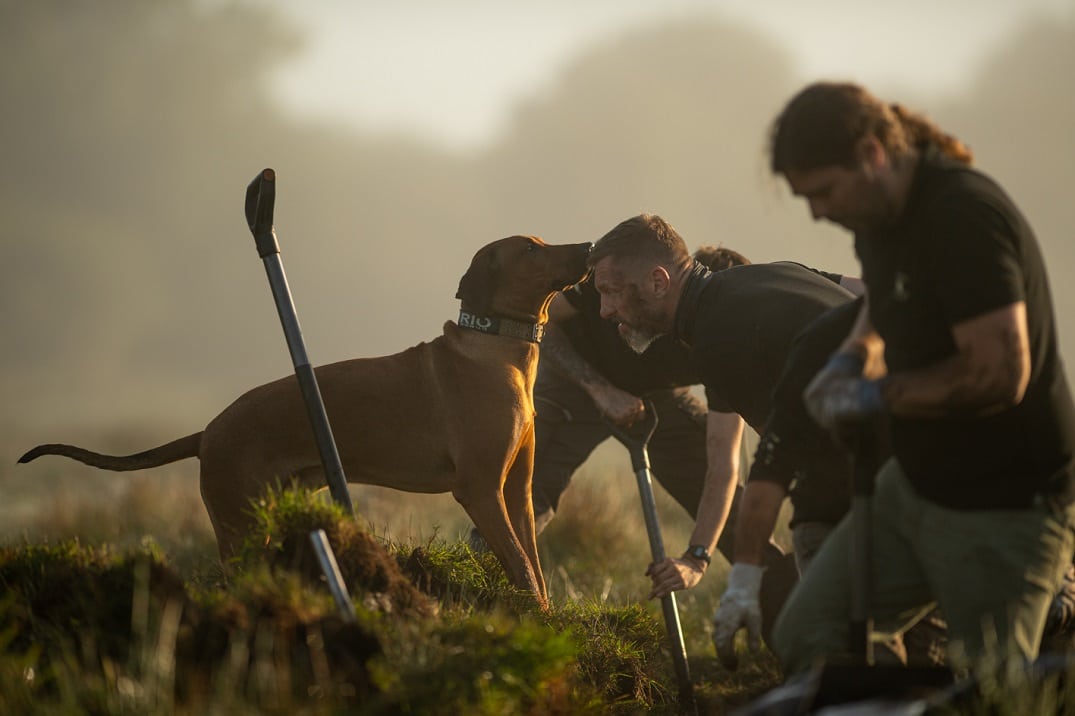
456 246 498 314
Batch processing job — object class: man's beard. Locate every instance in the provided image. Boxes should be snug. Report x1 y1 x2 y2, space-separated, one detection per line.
616 282 665 354
619 323 662 354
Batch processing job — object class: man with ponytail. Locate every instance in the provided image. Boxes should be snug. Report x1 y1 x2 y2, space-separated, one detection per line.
766 81 1075 675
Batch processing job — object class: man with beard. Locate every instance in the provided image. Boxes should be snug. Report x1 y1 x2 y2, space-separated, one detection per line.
585 213 855 599
767 81 1075 674
523 245 752 538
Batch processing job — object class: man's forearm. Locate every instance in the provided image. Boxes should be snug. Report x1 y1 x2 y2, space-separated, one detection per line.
884 355 1023 417
883 302 1030 418
689 465 739 559
542 323 618 397
732 481 786 565
689 411 745 558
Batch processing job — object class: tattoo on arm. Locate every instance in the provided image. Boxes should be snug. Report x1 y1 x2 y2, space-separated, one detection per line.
542 326 615 393
885 303 1030 416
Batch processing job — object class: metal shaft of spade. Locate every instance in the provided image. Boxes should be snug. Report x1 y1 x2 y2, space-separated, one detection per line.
849 422 882 665
243 168 354 514
609 402 697 714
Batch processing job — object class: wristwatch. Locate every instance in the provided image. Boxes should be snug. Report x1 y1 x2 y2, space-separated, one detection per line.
683 544 711 567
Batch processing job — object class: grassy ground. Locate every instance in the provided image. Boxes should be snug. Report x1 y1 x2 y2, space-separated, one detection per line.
1 433 791 713
10 434 1071 713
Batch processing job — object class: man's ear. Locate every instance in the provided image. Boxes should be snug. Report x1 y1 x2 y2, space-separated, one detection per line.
856 134 886 170
650 266 672 298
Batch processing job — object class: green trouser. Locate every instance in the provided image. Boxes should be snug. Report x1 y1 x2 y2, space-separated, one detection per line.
792 520 948 666
773 457 1075 675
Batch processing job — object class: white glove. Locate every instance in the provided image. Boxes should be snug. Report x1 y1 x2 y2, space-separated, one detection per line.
712 562 765 669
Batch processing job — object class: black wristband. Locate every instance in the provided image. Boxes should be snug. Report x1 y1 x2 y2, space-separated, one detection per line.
683 544 711 566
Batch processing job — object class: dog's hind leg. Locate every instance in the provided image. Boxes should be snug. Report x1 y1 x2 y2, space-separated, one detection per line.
198 451 280 567
454 482 547 610
501 431 547 603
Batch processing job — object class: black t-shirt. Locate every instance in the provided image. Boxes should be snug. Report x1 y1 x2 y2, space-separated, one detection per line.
855 149 1075 509
749 298 863 525
674 262 854 431
558 279 700 393
559 265 847 395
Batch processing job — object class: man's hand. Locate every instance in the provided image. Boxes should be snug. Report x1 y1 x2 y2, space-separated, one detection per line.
645 557 705 599
803 353 886 436
711 563 765 670
590 383 646 427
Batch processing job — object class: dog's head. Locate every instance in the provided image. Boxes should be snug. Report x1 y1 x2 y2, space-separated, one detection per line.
456 235 591 322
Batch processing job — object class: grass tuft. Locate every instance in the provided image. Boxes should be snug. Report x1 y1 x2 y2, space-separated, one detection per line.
547 599 670 707
239 482 439 618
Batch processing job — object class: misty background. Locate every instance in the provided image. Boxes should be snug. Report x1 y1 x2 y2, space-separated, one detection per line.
4 1 1074 497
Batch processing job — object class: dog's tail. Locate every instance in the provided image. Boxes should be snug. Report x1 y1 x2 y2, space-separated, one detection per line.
17 433 202 471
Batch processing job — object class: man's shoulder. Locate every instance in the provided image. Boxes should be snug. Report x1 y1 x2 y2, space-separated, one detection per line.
714 260 831 278
690 262 853 355
708 261 849 300
917 155 1014 218
911 160 1033 260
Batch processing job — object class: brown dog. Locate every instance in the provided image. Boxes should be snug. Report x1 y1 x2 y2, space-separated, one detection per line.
20 235 592 608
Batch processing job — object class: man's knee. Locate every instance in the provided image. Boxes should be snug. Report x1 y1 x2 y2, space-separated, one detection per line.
771 589 852 675
771 525 857 674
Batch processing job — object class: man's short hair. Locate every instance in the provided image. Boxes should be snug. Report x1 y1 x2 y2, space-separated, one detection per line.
693 245 750 272
588 213 691 272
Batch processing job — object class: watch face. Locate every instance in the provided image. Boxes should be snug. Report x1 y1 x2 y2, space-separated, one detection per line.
687 546 710 563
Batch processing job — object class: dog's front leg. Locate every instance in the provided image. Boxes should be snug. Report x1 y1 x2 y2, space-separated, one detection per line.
501 428 546 604
454 477 548 611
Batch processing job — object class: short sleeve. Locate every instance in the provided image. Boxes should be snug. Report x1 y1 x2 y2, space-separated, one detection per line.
923 192 1025 326
703 383 734 413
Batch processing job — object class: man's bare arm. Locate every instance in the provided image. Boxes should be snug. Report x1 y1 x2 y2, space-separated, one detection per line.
731 481 787 565
541 294 644 425
542 295 609 387
689 410 747 557
883 302 1030 417
647 410 744 598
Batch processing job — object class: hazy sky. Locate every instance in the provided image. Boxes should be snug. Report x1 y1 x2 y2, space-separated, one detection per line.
4 0 1073 440
269 0 1074 150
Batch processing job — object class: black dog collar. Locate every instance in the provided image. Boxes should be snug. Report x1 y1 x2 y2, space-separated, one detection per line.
458 310 545 343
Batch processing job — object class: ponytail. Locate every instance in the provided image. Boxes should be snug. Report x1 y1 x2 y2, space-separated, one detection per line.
889 103 974 165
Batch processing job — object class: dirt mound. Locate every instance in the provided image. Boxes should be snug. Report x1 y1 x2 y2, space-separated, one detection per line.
0 542 383 706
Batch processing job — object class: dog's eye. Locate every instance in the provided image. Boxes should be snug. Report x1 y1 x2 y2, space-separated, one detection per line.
526 243 536 253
